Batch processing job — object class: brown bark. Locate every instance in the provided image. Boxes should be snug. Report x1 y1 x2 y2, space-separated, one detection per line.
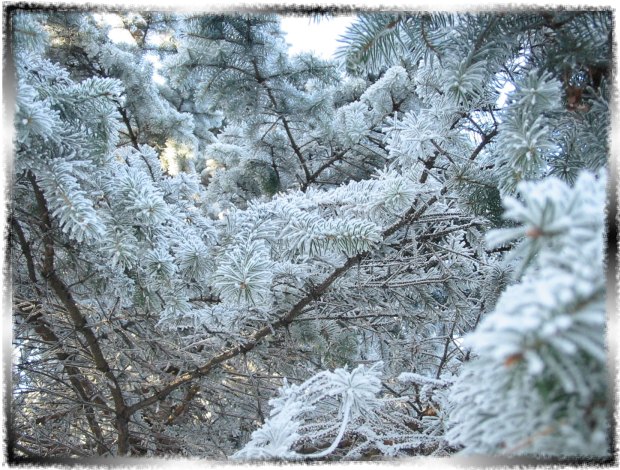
28 172 131 455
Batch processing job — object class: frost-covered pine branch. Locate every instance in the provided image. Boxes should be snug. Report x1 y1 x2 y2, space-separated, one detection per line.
447 170 608 456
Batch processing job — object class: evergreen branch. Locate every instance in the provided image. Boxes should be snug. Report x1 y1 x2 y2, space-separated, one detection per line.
28 173 132 455
417 220 485 241
10 217 39 286
420 16 442 61
116 106 139 150
469 128 498 161
125 186 447 418
249 57 312 185
419 152 439 184
15 302 111 455
363 275 453 289
165 384 201 425
302 148 349 191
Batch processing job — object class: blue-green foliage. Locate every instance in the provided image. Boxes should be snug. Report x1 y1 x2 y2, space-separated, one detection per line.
447 171 608 456
10 9 611 461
